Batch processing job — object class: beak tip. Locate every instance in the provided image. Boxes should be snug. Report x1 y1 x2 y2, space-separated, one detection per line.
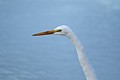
32 34 37 36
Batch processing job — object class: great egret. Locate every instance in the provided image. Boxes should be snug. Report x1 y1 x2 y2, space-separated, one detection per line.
32 25 97 80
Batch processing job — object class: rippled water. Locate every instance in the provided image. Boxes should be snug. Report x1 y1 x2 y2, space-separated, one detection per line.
0 0 120 80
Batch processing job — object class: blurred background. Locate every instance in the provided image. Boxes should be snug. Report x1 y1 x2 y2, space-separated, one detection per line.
0 0 120 80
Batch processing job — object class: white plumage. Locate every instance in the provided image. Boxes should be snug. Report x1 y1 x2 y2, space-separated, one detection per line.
33 25 97 80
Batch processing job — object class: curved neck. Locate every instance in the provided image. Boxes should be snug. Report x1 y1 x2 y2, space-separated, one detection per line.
69 33 97 80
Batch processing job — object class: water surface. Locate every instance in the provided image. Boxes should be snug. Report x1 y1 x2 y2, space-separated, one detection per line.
0 0 120 80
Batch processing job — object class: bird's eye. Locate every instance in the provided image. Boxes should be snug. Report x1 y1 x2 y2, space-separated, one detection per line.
55 29 62 32
58 29 62 32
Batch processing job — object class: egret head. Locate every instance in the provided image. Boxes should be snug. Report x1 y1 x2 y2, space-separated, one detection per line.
32 25 73 38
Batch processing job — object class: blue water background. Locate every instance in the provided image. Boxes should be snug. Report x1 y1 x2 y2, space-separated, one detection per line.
0 0 120 80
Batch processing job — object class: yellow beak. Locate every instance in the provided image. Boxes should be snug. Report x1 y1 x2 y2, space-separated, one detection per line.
32 29 61 36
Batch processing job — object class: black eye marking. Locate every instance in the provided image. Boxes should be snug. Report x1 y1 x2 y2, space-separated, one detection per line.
56 29 62 32
58 29 62 32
